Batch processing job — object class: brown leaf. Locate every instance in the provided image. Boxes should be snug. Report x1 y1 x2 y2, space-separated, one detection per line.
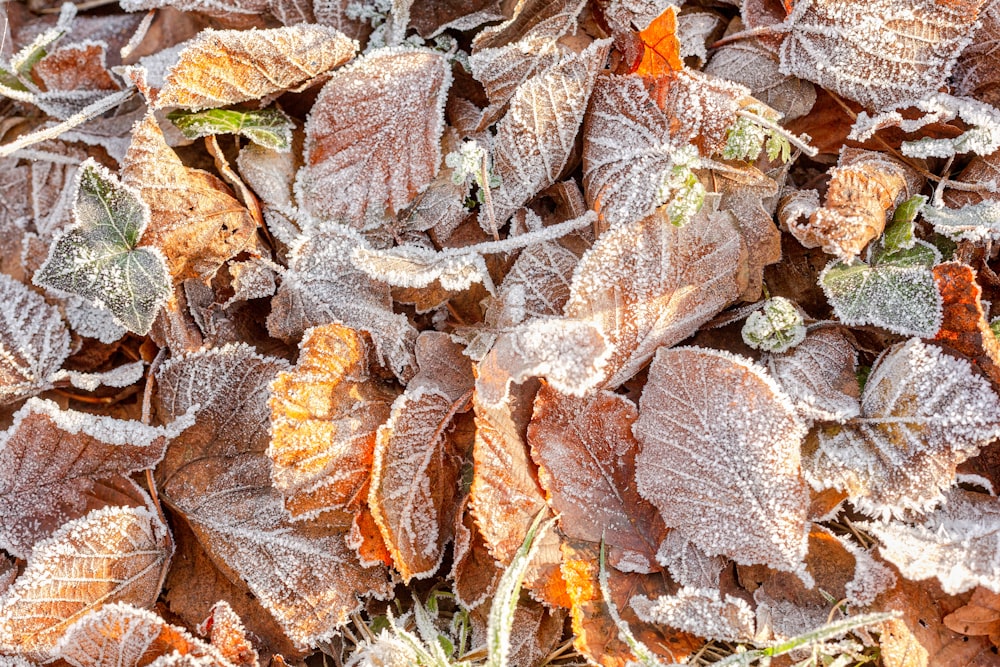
197 601 259 667
410 0 502 38
0 273 69 404
155 25 357 110
296 47 452 228
451 493 503 610
944 588 1000 648
955 0 1000 106
767 328 861 423
0 505 172 660
634 346 811 577
943 149 1000 210
565 207 748 389
122 114 257 282
33 42 119 93
705 39 816 120
933 262 1000 387
269 324 395 521
528 383 666 572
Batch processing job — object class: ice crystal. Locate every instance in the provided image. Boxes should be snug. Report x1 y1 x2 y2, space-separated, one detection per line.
0 273 69 403
631 587 755 642
767 329 861 423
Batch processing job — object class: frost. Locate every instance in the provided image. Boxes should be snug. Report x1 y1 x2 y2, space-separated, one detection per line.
155 25 358 111
655 531 725 589
741 297 806 353
167 107 295 152
802 339 1000 517
295 47 451 229
922 200 1000 244
63 295 126 344
834 534 896 606
705 41 816 121
767 329 861 424
267 226 419 381
634 347 811 578
865 489 1000 595
445 139 491 186
225 258 277 307
52 361 144 392
631 587 755 642
236 142 296 210
0 273 69 403
33 159 170 336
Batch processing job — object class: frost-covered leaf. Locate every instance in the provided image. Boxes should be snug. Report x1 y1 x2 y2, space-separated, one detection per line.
487 39 610 230
63 296 127 344
933 262 1000 387
369 333 471 581
706 40 816 121
197 601 258 667
33 42 119 95
631 587 755 642
821 241 942 337
955 0 1000 106
295 48 451 229
565 207 747 389
767 328 861 423
122 115 256 282
741 297 805 353
155 25 357 111
634 347 810 577
167 107 294 151
778 0 983 110
923 200 1000 244
0 273 69 403
269 323 395 522
156 344 391 647
655 532 725 590
802 339 1000 517
633 5 683 78
0 397 191 558
0 504 171 660
528 385 666 573
266 225 419 381
866 489 1000 595
33 159 169 336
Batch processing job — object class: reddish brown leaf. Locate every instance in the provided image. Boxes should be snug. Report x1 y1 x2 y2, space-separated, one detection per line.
33 43 119 93
633 6 683 79
933 262 1000 387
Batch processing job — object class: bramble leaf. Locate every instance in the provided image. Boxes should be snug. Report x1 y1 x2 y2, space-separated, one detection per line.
167 107 295 151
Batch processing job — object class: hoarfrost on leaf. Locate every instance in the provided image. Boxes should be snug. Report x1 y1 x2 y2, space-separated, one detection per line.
802 339 1000 517
767 329 861 424
741 297 806 353
0 273 69 403
922 200 1000 244
634 346 811 578
33 159 170 336
655 532 725 590
167 107 295 152
630 587 755 643
63 295 126 344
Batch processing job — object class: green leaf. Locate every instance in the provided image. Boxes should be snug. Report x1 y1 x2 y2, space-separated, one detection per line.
883 195 927 254
33 159 170 336
741 297 806 353
167 107 294 151
820 240 942 337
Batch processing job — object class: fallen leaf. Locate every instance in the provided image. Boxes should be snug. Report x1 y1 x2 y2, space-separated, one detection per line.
0 273 69 403
767 328 861 423
955 0 1000 107
197 601 259 667
632 5 682 79
933 262 1000 387
33 42 119 94
631 586 755 642
705 39 816 120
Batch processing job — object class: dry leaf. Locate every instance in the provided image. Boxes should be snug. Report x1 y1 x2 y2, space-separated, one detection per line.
802 339 1000 517
155 25 357 110
0 273 69 403
122 114 256 282
451 493 503 610
633 5 682 79
943 587 1000 645
767 328 861 423
655 532 725 589
197 601 259 667
269 323 395 522
955 0 1000 107
705 40 816 120
565 207 747 389
33 42 119 94
933 262 1000 387
295 47 451 229
631 586 755 642
634 346 811 578
0 504 171 660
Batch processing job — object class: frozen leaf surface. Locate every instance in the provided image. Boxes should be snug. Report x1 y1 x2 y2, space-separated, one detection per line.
167 107 295 152
705 41 816 120
655 532 725 590
196 601 258 667
932 262 1000 387
565 207 747 388
803 339 1000 517
295 48 451 228
269 323 395 521
0 273 69 403
34 159 169 336
0 505 171 660
767 328 861 423
634 347 810 577
631 587 755 642
741 297 806 353
955 0 1000 106
155 25 357 111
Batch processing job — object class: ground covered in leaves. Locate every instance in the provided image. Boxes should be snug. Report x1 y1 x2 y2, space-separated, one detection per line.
0 0 999 665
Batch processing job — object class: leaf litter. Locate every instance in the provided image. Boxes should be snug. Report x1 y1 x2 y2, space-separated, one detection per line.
2 0 1000 665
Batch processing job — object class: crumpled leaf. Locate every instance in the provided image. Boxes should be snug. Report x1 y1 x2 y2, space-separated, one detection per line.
802 339 1000 517
0 273 69 403
197 601 259 667
866 489 1000 595
167 107 294 152
34 159 170 335
631 586 755 642
528 384 666 573
121 114 256 282
634 346 811 578
155 25 357 111
266 225 419 381
777 0 984 110
269 323 395 522
295 47 451 229
943 587 1000 643
705 39 816 120
0 504 171 660
565 207 747 389
0 397 191 558
767 328 861 423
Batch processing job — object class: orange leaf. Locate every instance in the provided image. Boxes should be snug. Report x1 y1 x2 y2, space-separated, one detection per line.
933 262 1000 387
633 6 683 79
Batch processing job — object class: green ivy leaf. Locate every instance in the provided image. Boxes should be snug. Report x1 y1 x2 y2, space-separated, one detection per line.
167 107 295 151
33 159 170 335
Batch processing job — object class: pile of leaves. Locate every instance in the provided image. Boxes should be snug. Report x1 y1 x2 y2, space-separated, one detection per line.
0 0 1000 664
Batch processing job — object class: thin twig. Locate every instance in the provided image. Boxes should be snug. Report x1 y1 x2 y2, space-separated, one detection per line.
142 347 167 525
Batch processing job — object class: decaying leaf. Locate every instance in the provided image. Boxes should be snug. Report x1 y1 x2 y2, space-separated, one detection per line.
943 587 1000 644
803 339 1000 517
705 40 816 121
155 25 357 110
933 262 1000 387
269 323 395 522
0 504 171 660
634 346 811 578
631 586 755 642
767 328 861 423
295 47 451 229
955 0 1000 106
197 601 259 667
0 273 69 403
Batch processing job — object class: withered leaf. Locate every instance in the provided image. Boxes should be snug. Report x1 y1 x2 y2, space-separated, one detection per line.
122 114 256 282
0 504 171 660
197 601 259 667
295 48 451 229
528 384 666 572
631 586 755 642
33 42 119 94
802 339 1000 517
955 0 1000 107
705 40 816 120
565 207 747 389
943 588 1000 641
634 346 811 578
269 323 395 522
155 25 357 111
633 5 682 79
933 262 1000 386
0 273 69 403
0 397 191 558
767 328 861 423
